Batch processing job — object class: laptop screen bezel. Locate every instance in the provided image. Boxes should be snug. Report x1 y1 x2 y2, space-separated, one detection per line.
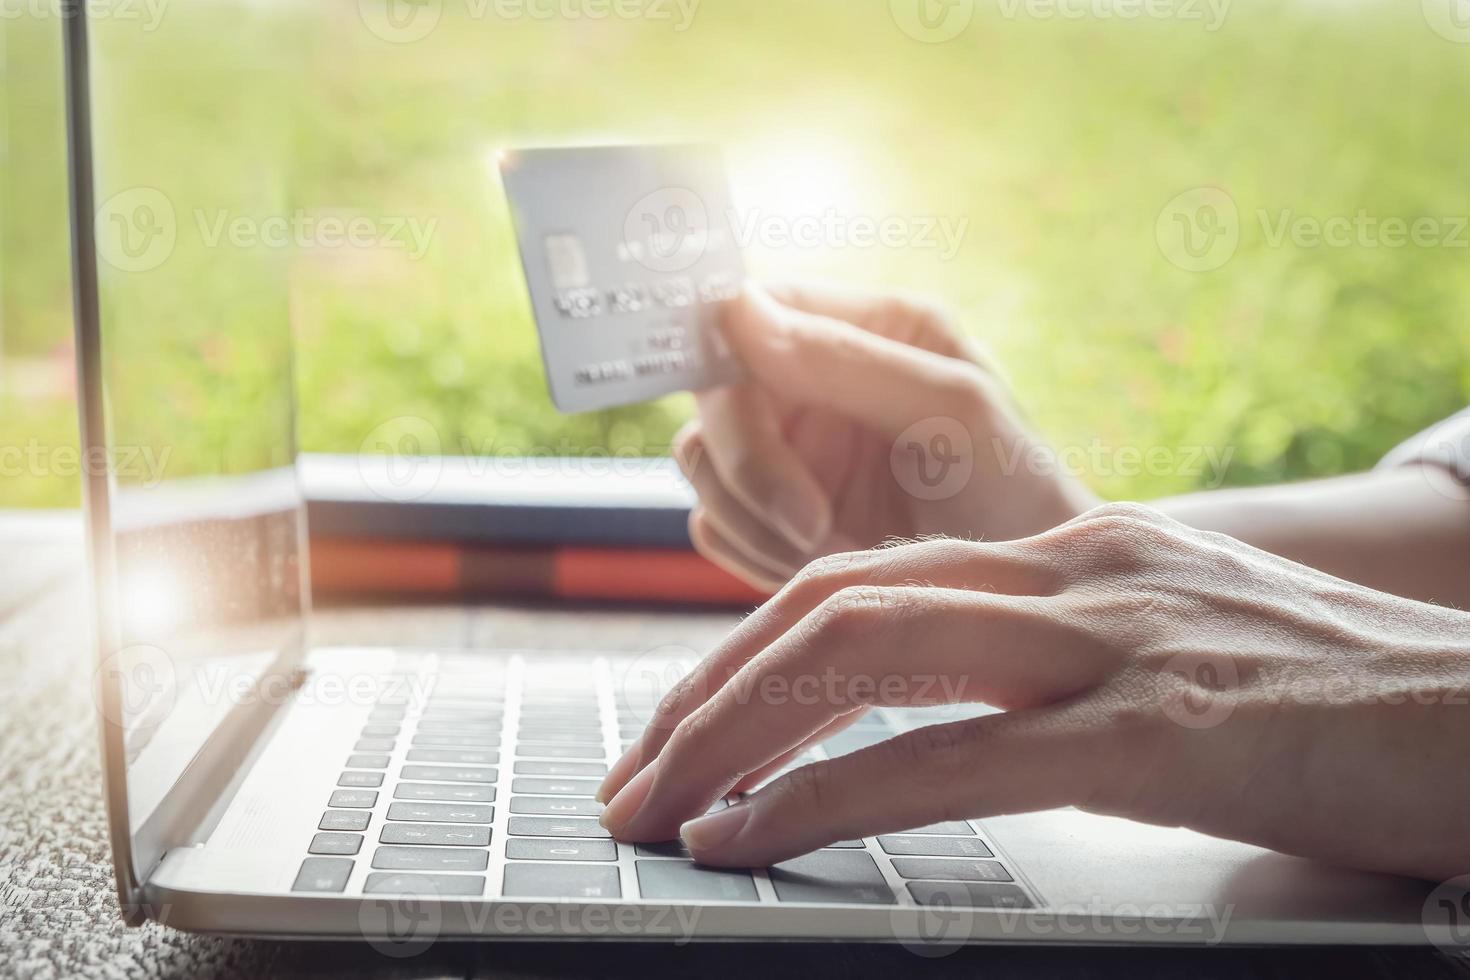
63 2 314 919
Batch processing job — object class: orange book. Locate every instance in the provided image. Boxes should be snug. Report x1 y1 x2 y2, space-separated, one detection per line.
310 538 769 607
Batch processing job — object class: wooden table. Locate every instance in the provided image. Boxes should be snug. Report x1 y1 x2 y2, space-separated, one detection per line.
2 512 1466 979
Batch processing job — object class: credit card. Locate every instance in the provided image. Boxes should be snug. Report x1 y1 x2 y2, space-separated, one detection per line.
499 144 745 413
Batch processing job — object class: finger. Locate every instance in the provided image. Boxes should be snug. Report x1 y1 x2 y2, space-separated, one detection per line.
721 285 995 442
693 383 832 551
688 508 788 593
604 585 1100 842
765 281 992 368
726 709 868 795
594 538 1058 802
675 427 808 580
679 710 1112 867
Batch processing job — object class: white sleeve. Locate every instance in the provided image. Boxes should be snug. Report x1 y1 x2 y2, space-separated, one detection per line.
1376 408 1470 485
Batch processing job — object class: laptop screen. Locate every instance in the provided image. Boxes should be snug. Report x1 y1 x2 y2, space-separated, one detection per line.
73 3 312 882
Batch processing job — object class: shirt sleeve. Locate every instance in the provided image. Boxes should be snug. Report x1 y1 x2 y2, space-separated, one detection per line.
1376 407 1470 485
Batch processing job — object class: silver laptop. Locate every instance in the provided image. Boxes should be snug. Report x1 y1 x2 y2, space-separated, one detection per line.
62 5 1447 950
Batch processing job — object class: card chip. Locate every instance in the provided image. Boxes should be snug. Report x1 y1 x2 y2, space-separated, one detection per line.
544 234 590 290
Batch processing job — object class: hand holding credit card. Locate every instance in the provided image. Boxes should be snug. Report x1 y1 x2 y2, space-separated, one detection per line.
499 144 746 413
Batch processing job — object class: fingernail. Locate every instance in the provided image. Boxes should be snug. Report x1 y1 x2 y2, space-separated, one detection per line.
596 737 642 804
773 488 828 552
600 758 658 834
680 800 753 854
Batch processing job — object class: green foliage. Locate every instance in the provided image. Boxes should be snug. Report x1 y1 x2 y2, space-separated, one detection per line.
1 0 1467 507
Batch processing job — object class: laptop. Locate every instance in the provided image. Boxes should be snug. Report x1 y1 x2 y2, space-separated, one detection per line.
61 5 1447 949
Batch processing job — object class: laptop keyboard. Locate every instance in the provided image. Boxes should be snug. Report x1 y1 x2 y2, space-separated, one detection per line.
289 654 1033 910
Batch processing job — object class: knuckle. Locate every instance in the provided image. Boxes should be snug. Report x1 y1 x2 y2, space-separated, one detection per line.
808 586 892 640
781 551 868 608
672 423 703 471
726 452 777 503
774 759 835 813
1083 501 1166 526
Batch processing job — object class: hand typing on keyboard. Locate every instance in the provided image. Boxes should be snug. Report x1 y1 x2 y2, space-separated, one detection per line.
597 503 1470 883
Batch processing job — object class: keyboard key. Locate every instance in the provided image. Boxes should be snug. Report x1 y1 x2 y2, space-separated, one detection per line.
636 861 758 902
507 817 611 839
907 881 1032 909
379 823 491 846
394 782 495 803
516 744 604 760
411 733 499 748
372 846 489 871
824 840 865 849
818 727 894 758
329 789 378 808
502 863 620 899
292 857 353 892
878 835 993 858
355 738 395 753
514 761 607 777
420 707 502 721
346 754 390 769
634 841 692 859
405 748 499 766
891 858 1012 882
338 771 385 788
511 777 602 796
902 821 975 836
417 719 499 733
509 796 604 817
368 708 406 723
361 724 401 737
319 810 371 832
309 832 363 856
505 839 616 862
364 873 485 896
387 801 494 824
513 730 604 744
400 765 497 784
769 851 895 905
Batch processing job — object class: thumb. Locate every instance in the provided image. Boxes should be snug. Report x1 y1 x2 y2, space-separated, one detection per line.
721 285 986 440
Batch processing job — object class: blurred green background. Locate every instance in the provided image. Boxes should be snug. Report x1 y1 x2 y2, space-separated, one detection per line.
1 0 1467 508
